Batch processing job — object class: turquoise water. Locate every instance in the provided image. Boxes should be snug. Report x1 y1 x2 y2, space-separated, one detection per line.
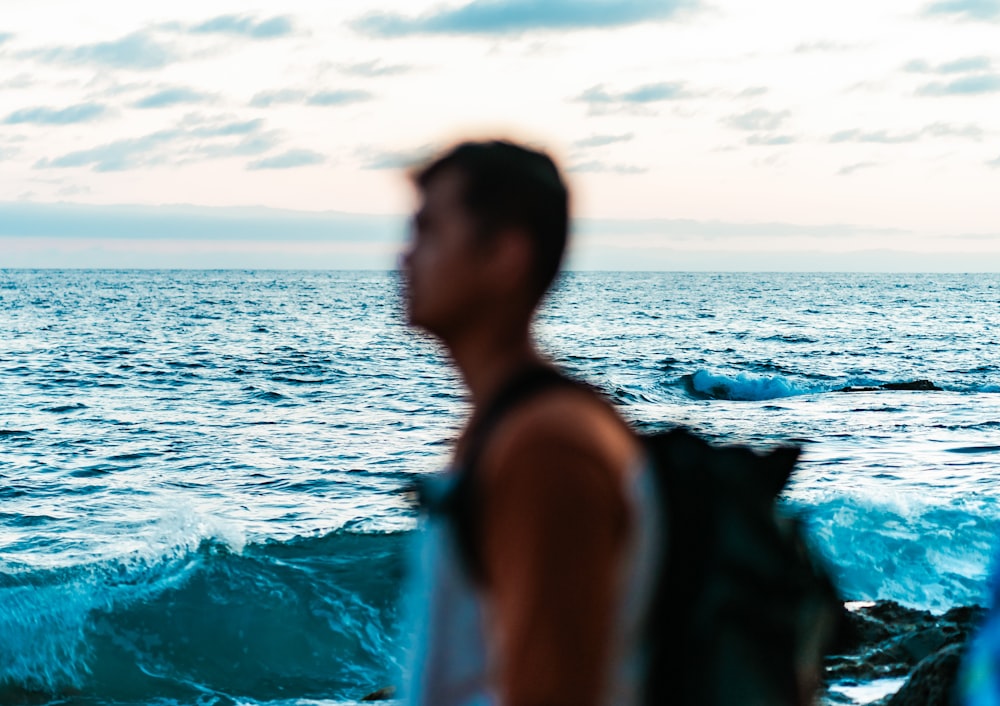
2 270 999 704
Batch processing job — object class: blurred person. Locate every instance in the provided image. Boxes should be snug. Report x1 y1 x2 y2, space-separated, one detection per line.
399 140 656 706
395 138 837 706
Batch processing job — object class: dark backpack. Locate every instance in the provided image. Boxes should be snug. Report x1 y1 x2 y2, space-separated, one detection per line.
422 366 841 706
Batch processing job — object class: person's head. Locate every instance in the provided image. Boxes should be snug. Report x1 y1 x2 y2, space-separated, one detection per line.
403 139 569 340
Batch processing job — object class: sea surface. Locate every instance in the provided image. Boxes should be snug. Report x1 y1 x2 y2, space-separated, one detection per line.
2 269 999 705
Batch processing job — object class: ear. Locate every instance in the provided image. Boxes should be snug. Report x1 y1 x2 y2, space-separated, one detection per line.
483 227 535 295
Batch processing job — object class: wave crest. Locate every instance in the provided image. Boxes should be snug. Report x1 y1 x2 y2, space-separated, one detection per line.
0 531 407 702
682 369 818 401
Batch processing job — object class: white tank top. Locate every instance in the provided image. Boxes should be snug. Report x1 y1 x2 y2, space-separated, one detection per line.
401 459 663 706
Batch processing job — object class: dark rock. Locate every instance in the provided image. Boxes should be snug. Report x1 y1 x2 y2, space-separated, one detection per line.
884 643 964 706
836 380 942 393
361 685 397 701
825 601 986 684
864 602 936 628
898 627 954 663
942 605 987 626
837 602 932 651
881 380 942 392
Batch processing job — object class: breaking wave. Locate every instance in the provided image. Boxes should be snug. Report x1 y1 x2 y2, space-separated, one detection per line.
0 531 408 703
677 369 1000 401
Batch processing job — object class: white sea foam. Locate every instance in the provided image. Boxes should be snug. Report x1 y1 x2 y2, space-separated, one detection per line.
827 677 907 705
687 369 820 401
797 492 1000 611
0 508 248 692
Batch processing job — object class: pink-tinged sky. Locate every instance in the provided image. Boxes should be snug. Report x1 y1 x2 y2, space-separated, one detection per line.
1 0 998 269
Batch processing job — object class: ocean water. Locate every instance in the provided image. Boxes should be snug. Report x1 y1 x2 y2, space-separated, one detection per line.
2 269 999 705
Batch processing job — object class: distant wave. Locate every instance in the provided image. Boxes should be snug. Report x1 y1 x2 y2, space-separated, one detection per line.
676 369 999 401
680 370 821 401
0 531 407 703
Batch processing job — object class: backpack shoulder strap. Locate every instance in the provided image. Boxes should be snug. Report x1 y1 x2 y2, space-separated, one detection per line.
436 366 583 584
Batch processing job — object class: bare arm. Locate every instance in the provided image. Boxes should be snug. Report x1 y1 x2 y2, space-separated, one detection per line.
480 410 631 706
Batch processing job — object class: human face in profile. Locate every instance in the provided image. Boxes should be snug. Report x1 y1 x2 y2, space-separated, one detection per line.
402 168 491 341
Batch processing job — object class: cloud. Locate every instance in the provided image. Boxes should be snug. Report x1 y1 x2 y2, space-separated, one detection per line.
575 82 698 114
938 56 993 73
904 52 1000 96
576 86 617 104
249 89 372 107
923 122 985 139
574 217 909 240
917 73 1000 95
190 14 295 39
23 32 179 70
578 81 695 105
988 155 1000 168
572 133 634 148
623 82 692 102
837 161 878 176
922 0 1000 21
831 128 920 144
187 133 281 162
0 201 403 244
133 87 215 109
0 32 14 46
247 149 325 170
567 160 647 174
4 102 109 125
904 56 993 73
351 0 698 37
902 59 932 73
187 118 264 137
737 86 768 98
249 89 307 107
306 90 373 106
358 145 434 170
17 203 1000 272
340 60 412 77
746 134 795 146
34 117 278 172
723 108 790 131
37 131 178 171
830 123 984 143
0 74 35 90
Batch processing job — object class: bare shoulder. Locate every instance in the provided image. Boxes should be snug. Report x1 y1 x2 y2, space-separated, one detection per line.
481 384 641 485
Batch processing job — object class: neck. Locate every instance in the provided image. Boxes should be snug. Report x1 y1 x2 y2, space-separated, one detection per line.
447 321 543 409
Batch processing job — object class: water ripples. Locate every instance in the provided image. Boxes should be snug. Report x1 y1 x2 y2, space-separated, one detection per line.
1 270 998 609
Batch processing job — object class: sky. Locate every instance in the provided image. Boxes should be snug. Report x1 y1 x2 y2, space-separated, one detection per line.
1 0 999 270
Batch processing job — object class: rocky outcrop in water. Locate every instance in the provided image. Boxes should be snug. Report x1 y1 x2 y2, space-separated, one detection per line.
360 601 986 705
825 601 986 705
362 685 397 701
883 643 965 706
836 380 943 393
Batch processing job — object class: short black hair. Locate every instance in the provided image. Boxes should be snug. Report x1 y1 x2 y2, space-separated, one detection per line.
414 140 569 300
